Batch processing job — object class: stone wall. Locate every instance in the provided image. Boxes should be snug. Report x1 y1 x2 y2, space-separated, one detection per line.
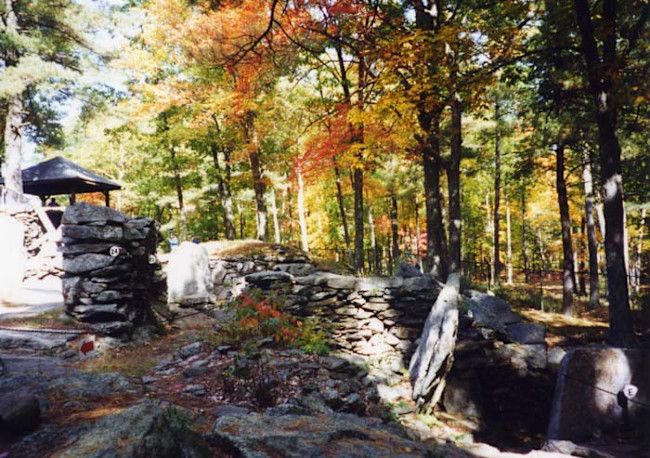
60 203 167 336
211 256 440 365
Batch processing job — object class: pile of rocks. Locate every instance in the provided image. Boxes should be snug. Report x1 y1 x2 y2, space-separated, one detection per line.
60 203 167 336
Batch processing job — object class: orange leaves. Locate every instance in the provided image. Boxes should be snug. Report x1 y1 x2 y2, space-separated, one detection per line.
231 294 303 345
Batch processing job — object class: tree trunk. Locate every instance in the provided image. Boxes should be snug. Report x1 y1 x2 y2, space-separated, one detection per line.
493 101 502 284
506 195 513 285
582 149 600 310
237 202 244 239
635 209 646 293
244 113 268 242
0 2 24 207
169 145 187 241
448 96 462 275
415 195 423 270
333 159 353 266
556 143 576 316
423 134 448 280
2 94 24 206
573 0 636 346
297 168 309 253
390 191 400 271
522 190 531 283
353 167 364 275
271 187 281 244
368 202 379 274
211 144 236 240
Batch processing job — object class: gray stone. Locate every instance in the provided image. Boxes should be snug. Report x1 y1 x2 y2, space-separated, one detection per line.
274 263 316 276
367 318 385 333
62 202 127 225
123 220 151 240
548 348 650 443
63 253 115 275
361 301 390 312
464 290 522 332
0 391 41 434
210 414 430 457
326 275 358 290
245 270 294 285
62 276 82 306
72 304 130 322
58 243 115 255
55 402 211 457
547 347 567 370
94 290 131 303
409 274 460 413
167 242 213 303
89 321 133 336
183 364 208 378
183 384 206 396
442 377 483 419
493 343 547 370
505 322 546 344
395 262 423 278
213 405 250 417
61 224 123 242
179 342 204 359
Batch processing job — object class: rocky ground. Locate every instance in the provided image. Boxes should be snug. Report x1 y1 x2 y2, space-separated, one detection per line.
1 272 647 457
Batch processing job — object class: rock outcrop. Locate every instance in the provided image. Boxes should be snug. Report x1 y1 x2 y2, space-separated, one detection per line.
210 413 434 457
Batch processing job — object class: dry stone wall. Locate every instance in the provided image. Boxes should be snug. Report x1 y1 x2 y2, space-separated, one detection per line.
60 203 167 336
211 256 440 365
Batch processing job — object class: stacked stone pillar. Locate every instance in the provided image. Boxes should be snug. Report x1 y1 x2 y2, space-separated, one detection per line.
60 203 166 336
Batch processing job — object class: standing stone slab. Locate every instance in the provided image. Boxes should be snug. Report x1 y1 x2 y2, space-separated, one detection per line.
548 348 650 443
167 242 213 304
409 274 460 413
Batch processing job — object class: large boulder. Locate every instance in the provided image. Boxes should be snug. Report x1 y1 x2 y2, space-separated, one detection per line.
55 402 211 457
167 242 213 304
210 413 433 457
548 348 650 444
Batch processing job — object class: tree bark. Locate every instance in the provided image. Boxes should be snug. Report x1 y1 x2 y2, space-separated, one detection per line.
0 3 24 207
493 101 502 284
244 113 268 242
390 191 400 271
368 202 379 274
573 0 637 346
211 144 236 240
169 144 187 241
353 167 364 275
271 187 281 244
582 149 600 308
522 189 531 283
2 94 24 206
556 143 576 316
297 168 309 252
333 158 353 266
448 95 462 275
506 195 513 285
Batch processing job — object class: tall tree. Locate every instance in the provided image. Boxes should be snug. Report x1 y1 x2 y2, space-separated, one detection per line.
572 0 648 346
0 0 91 204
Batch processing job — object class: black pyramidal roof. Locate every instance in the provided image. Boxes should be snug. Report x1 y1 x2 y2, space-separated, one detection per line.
0 156 121 197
